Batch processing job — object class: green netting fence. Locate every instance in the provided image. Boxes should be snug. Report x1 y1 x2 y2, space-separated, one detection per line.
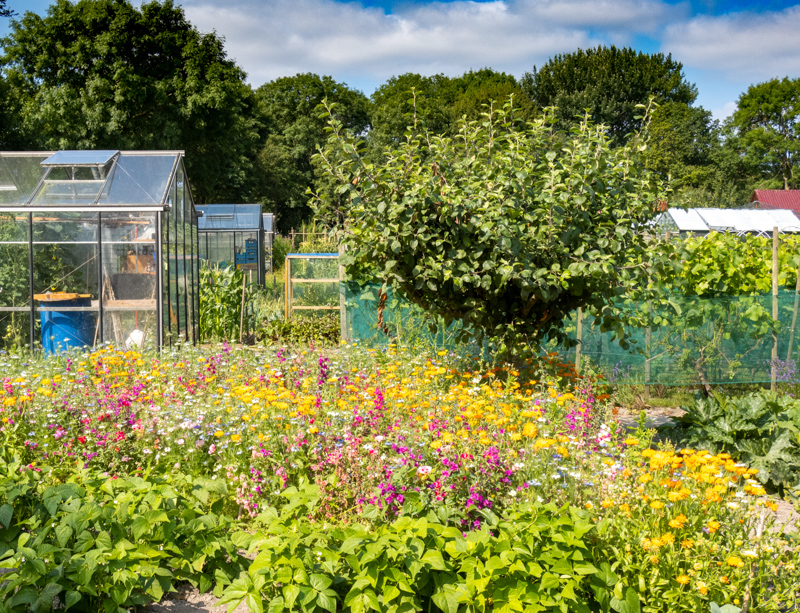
343 283 800 386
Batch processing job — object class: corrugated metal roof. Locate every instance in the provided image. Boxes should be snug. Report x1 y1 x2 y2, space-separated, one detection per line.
750 190 800 212
667 208 707 231
662 208 800 234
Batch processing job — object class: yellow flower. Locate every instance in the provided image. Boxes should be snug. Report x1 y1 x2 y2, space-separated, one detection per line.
601 499 614 509
726 556 744 568
720 576 729 584
676 575 690 585
214 430 224 437
650 556 659 565
649 500 665 510
522 422 537 438
681 539 694 549
230 434 241 443
669 514 688 529
707 520 721 533
695 581 708 595
624 437 639 445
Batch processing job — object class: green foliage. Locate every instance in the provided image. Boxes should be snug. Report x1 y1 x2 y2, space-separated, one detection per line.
199 262 254 342
314 99 664 356
255 73 370 231
0 453 250 613
727 76 800 190
222 486 610 613
1 0 260 204
368 69 535 151
258 313 339 346
664 391 800 494
521 46 697 145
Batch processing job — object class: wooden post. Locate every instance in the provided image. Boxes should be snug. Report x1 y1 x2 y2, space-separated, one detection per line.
239 275 246 344
284 257 290 319
338 246 348 342
787 252 800 363
772 226 779 392
645 324 652 399
575 307 583 375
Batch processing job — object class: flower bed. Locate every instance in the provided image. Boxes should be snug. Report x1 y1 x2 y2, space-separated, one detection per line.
0 344 797 612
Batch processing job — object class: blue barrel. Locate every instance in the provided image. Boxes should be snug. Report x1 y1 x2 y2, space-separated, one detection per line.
39 296 95 355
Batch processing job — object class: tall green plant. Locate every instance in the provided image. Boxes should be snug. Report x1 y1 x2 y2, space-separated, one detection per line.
199 262 250 342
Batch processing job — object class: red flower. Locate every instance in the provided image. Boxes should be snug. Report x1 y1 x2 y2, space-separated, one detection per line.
115 431 125 441
77 436 86 444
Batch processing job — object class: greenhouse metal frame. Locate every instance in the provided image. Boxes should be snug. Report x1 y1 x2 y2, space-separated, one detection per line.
0 150 200 352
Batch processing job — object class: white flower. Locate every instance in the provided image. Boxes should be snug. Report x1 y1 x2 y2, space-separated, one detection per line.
176 438 185 445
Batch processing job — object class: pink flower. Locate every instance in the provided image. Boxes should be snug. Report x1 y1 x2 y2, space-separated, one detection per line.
209 444 216 454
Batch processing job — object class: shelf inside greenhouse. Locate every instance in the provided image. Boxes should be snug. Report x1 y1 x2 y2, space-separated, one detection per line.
0 150 200 353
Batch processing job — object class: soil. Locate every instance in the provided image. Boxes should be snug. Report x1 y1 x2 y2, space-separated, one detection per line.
141 583 249 613
140 403 799 613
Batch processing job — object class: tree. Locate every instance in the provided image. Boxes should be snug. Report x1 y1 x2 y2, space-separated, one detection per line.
0 1 13 18
369 73 457 149
253 73 369 232
369 69 535 150
728 77 800 190
1 0 260 203
314 101 666 355
521 46 697 145
642 102 750 207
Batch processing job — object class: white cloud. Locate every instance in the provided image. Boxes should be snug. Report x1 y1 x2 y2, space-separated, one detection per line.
182 0 683 90
662 6 800 82
712 100 737 122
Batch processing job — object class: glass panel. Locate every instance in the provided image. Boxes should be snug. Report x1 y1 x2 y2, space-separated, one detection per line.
192 211 199 342
101 211 158 245
32 213 99 353
103 154 177 205
42 150 118 166
103 311 157 350
0 155 50 205
100 211 158 345
162 210 174 345
289 257 339 279
32 211 99 243
0 214 31 350
0 212 30 243
235 205 261 229
292 282 339 307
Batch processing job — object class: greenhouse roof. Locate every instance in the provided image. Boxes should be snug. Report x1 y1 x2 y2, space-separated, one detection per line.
196 204 264 231
0 150 186 212
658 207 800 234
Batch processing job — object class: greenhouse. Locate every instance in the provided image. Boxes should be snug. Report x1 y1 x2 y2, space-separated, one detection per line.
196 204 272 283
0 150 199 353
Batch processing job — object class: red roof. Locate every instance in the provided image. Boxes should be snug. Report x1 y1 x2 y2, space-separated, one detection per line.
750 190 800 212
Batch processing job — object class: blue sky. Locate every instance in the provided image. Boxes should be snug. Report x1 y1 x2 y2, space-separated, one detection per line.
3 0 800 121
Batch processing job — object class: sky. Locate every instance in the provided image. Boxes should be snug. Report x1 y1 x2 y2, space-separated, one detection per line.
2 0 800 121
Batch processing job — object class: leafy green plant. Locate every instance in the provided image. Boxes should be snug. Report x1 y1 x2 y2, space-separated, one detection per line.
258 313 339 346
221 481 620 613
662 391 800 494
200 262 259 342
0 453 251 613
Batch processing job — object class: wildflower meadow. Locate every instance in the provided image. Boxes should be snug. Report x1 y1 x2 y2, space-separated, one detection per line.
0 343 797 613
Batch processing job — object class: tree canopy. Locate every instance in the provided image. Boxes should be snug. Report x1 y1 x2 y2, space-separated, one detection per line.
521 46 697 145
1 0 260 203
254 73 369 231
728 77 800 190
314 101 665 354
